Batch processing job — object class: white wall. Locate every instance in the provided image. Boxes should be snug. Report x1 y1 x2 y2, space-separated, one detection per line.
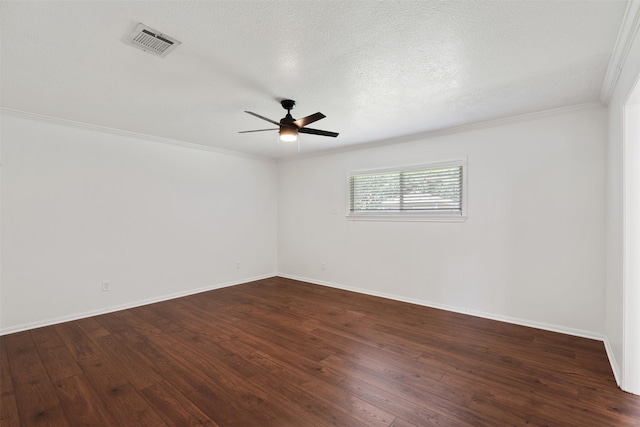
0 112 278 334
605 9 640 394
624 100 640 394
279 107 607 337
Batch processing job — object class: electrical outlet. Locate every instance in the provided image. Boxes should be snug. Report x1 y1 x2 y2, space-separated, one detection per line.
101 281 110 292
236 262 241 269
321 262 326 270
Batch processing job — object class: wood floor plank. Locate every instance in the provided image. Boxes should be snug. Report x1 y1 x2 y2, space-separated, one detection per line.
390 417 420 427
73 317 111 341
100 312 280 427
53 374 120 426
2 277 639 426
322 352 474 410
211 317 347 386
67 315 225 425
0 338 20 427
338 374 483 427
139 380 221 427
247 352 395 427
92 333 164 390
3 333 68 426
54 323 100 362
467 392 566 427
77 355 169 427
0 414 21 427
30 328 82 384
230 288 429 362
321 353 487 426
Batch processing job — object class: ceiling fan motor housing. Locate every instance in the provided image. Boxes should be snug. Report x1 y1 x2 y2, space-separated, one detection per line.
280 99 296 111
280 100 297 129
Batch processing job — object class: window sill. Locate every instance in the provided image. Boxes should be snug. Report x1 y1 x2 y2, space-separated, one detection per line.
346 214 467 223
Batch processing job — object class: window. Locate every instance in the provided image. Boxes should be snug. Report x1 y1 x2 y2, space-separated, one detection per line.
347 160 466 221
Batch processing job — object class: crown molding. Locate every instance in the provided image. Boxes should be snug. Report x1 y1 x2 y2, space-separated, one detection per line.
4 101 604 166
279 101 605 163
0 107 275 163
601 0 640 105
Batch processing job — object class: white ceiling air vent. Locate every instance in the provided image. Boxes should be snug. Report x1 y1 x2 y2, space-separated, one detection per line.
125 23 181 58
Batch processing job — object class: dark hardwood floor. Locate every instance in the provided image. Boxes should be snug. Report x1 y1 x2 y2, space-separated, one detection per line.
1 276 639 426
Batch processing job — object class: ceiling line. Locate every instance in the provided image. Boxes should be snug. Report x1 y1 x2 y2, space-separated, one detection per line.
0 108 275 163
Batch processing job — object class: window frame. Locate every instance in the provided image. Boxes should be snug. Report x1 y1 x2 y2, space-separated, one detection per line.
346 159 467 222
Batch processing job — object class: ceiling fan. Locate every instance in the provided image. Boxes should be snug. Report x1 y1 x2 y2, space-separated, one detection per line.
239 99 339 142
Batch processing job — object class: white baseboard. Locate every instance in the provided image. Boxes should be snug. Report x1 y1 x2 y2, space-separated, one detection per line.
0 274 276 336
277 273 605 341
603 336 622 387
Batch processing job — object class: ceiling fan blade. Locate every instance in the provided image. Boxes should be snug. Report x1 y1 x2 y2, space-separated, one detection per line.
298 127 339 138
238 128 279 133
245 111 280 126
293 112 326 128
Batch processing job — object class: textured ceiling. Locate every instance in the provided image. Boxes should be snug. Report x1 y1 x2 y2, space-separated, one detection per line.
0 1 629 159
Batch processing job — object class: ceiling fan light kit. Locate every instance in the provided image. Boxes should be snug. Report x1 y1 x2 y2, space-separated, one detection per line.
240 99 339 144
279 127 298 142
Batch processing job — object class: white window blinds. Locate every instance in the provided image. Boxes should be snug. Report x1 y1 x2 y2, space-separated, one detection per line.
348 162 465 218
